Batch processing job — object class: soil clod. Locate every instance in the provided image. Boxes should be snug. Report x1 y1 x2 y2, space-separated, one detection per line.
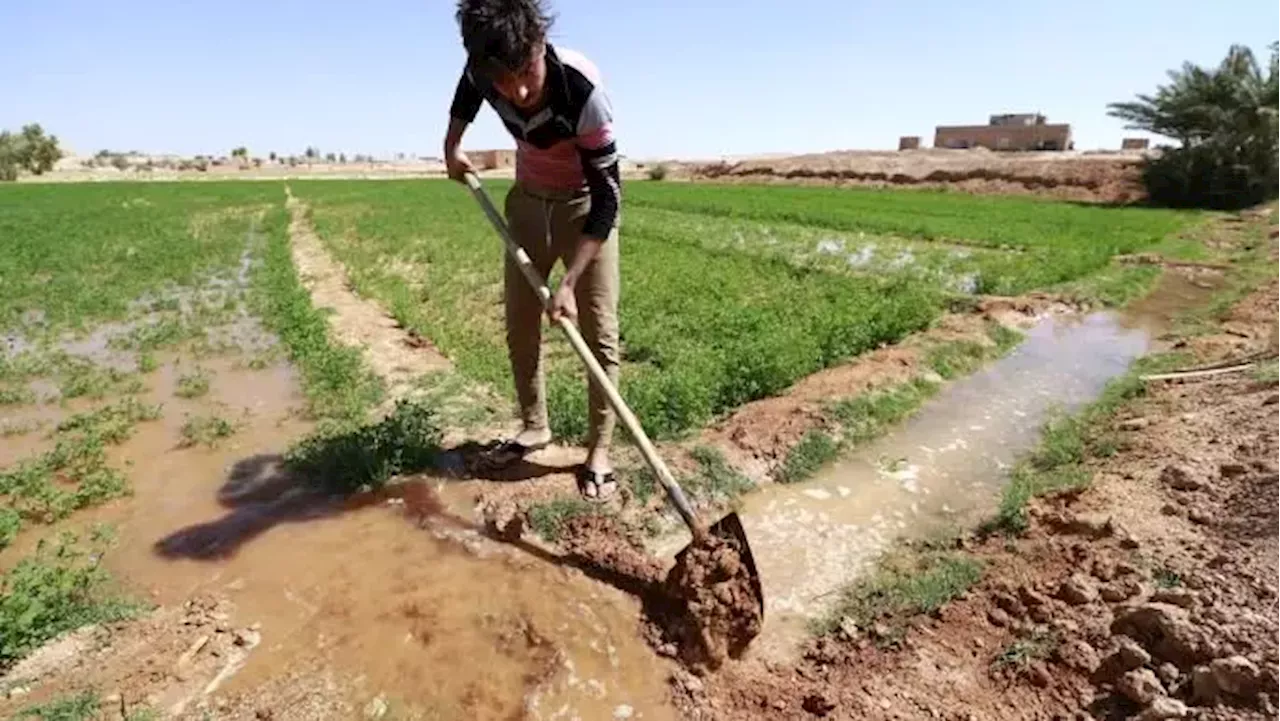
662 534 764 673
1117 667 1165 706
552 513 762 674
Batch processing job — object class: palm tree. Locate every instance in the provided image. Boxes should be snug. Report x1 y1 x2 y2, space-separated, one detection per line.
1108 43 1277 145
1107 42 1278 208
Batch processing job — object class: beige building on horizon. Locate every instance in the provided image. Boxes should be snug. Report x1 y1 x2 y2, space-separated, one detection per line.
934 113 1073 151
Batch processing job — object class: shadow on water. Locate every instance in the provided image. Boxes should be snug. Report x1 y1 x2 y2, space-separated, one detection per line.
152 453 355 561
152 441 663 607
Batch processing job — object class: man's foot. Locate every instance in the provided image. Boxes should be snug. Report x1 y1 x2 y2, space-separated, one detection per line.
577 446 617 501
476 427 551 469
576 467 618 501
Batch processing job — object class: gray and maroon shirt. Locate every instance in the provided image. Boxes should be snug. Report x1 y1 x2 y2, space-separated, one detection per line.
449 43 621 240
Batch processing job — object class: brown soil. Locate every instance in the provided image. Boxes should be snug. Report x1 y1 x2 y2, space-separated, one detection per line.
661 534 764 673
551 513 764 678
673 261 1279 719
2 595 269 719
678 149 1148 204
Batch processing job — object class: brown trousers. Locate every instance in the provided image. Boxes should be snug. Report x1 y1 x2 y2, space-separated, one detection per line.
503 181 620 449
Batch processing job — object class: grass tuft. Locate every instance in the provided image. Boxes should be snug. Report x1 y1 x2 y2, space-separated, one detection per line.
814 548 982 642
1253 359 1279 385
0 384 36 406
526 498 603 542
831 377 940 445
178 414 238 448
993 628 1058 671
174 367 211 398
1153 565 1183 588
56 397 163 445
0 508 20 550
776 430 840 484
12 690 102 721
684 445 755 504
59 361 131 401
284 397 443 494
136 351 159 373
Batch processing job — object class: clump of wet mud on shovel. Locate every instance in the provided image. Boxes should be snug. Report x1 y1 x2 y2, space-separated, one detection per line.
554 515 761 673
660 534 763 673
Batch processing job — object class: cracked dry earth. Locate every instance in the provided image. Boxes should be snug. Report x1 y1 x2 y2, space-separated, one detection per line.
670 274 1278 720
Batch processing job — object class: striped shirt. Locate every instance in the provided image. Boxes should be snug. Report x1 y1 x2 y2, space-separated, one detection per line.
449 44 621 240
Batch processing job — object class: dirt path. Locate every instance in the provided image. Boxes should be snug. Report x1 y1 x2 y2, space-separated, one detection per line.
282 186 594 489
283 187 451 408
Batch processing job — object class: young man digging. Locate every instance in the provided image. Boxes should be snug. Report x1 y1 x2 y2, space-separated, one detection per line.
443 0 623 501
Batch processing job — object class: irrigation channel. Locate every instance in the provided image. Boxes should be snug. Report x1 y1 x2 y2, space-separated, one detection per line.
2 272 1212 721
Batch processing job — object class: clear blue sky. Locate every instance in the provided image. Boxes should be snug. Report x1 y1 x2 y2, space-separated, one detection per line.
5 0 1277 160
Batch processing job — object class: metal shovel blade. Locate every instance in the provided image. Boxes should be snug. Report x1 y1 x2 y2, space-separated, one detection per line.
674 511 765 620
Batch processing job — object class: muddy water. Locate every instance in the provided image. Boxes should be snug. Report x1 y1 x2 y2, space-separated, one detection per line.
652 273 1220 661
2 350 677 719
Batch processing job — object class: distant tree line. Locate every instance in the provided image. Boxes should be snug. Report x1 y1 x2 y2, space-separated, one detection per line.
1 127 409 179
0 124 63 181
1109 41 1278 209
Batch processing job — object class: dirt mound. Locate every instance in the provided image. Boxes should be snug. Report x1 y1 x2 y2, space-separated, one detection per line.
550 513 762 675
559 513 666 586
686 149 1147 203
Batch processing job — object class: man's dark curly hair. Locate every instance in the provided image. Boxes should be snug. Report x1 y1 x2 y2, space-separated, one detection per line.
456 0 555 77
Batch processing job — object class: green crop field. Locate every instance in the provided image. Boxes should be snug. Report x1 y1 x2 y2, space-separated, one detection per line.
289 178 1197 440
625 182 1194 256
0 175 1202 590
0 182 280 334
625 183 1199 293
2 179 1200 448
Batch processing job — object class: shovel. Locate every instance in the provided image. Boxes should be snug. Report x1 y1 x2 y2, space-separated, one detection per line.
461 172 763 619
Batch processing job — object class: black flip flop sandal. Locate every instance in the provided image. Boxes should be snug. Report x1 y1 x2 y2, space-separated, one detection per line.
475 438 549 469
576 467 618 502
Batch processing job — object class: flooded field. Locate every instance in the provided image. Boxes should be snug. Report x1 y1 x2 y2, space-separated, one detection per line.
2 179 1248 721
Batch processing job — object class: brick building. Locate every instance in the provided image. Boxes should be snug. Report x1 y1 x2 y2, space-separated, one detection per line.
1121 137 1150 150
898 136 921 150
934 113 1072 151
471 149 515 169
